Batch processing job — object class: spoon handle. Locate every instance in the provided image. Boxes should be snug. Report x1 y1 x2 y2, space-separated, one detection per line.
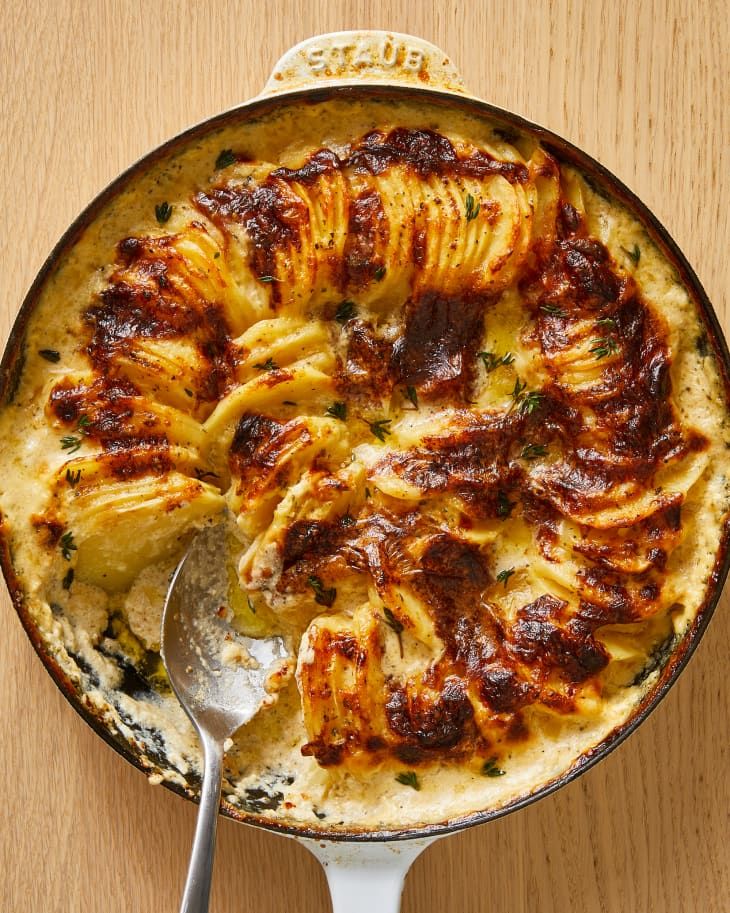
180 735 224 913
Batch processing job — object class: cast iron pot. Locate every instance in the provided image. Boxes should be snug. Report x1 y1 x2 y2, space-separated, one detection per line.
2 31 729 912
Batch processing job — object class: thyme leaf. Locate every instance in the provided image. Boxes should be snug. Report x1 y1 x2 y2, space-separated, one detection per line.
521 443 548 460
325 402 347 421
395 771 421 790
519 391 543 415
39 348 61 363
405 386 419 409
307 575 336 608
62 568 74 590
540 305 566 317
335 299 357 324
621 243 641 265
482 756 506 777
65 468 82 487
215 148 237 170
590 337 619 359
465 193 481 222
368 418 392 442
60 531 77 561
253 358 278 371
258 275 280 283
61 435 82 454
496 568 514 588
155 202 172 224
479 351 514 373
373 265 386 281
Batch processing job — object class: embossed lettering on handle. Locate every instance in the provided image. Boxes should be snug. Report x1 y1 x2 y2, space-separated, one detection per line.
261 31 467 97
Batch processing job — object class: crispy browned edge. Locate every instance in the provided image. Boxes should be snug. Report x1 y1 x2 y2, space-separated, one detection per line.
1 84 728 843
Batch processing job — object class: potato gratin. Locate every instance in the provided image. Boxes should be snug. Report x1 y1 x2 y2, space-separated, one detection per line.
1 98 728 831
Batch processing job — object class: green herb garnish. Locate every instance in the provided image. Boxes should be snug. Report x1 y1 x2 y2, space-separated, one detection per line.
247 596 257 615
307 575 336 608
62 568 74 590
335 299 357 324
405 386 419 409
155 202 172 224
184 388 194 397
540 305 566 317
65 468 82 487
373 265 386 281
215 148 237 170
510 378 527 402
496 491 514 519
395 771 421 790
61 435 82 454
77 414 91 434
326 402 347 421
596 317 617 329
253 358 278 371
383 607 404 656
258 275 280 283
59 531 77 561
465 193 480 222
479 351 514 373
482 756 506 777
590 337 620 359
621 243 641 265
39 349 61 363
496 568 514 588
519 391 543 415
368 418 392 442
521 443 548 460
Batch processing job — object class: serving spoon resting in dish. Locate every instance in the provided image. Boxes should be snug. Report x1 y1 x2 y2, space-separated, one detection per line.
161 521 290 913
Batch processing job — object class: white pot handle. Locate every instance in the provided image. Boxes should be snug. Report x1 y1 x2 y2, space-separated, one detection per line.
260 31 469 97
300 836 438 913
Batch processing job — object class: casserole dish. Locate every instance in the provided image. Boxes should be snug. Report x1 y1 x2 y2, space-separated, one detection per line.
1 31 728 911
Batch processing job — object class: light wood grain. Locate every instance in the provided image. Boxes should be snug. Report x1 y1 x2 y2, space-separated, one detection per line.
1 1 728 911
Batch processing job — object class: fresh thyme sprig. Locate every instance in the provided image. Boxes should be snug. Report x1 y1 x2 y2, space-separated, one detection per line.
59 531 77 561
253 357 278 371
215 148 237 169
155 202 172 224
496 568 515 588
326 402 347 421
404 386 419 409
307 575 336 608
465 193 481 222
395 771 421 790
479 351 514 373
590 337 620 359
335 299 357 324
482 756 506 777
368 418 392 442
521 443 548 460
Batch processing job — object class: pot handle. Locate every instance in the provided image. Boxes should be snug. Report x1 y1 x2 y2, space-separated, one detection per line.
300 836 438 913
260 31 468 97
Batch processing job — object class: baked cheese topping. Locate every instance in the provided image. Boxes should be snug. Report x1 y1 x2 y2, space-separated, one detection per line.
1 101 728 830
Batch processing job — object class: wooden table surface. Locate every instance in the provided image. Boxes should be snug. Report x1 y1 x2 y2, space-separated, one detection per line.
1 2 728 911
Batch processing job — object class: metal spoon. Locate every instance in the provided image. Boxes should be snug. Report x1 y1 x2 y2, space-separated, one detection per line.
161 521 289 913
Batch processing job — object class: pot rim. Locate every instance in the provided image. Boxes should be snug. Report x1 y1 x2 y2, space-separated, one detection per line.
2 80 729 843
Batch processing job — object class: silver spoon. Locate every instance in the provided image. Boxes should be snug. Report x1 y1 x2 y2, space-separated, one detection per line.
161 521 289 913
